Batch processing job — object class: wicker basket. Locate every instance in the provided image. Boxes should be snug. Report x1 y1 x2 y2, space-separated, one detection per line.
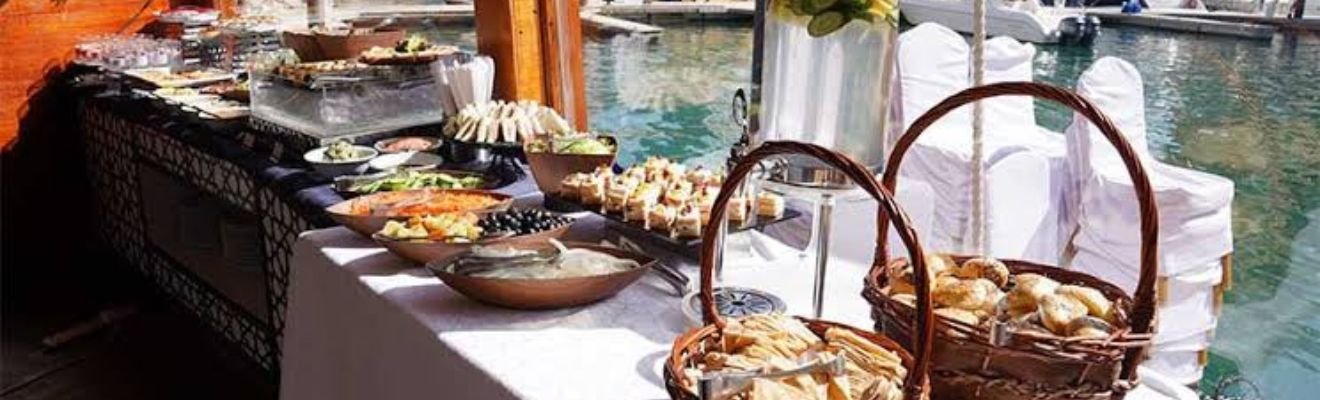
864 82 1159 399
663 141 935 400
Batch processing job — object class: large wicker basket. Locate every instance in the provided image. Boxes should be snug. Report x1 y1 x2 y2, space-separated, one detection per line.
864 82 1159 399
663 141 936 400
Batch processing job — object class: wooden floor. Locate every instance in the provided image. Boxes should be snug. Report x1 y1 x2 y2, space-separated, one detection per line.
1 251 275 400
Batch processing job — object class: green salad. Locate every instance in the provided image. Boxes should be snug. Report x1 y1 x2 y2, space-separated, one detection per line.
527 137 615 156
325 141 363 162
349 170 485 193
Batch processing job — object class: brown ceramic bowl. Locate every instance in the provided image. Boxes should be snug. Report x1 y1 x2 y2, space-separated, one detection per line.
425 242 655 310
282 28 407 62
373 222 572 264
325 188 513 237
524 136 617 195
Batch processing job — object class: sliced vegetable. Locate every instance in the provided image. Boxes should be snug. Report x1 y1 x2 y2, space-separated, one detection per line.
801 0 840 15
808 11 849 37
349 170 485 194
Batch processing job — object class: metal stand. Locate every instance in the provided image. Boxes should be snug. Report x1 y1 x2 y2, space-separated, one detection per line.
761 179 872 319
810 193 834 318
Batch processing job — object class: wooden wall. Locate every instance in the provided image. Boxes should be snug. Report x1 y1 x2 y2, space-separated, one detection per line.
0 0 180 148
0 0 203 279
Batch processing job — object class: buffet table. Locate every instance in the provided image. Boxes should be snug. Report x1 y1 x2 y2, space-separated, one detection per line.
279 222 885 400
76 82 543 378
279 200 1202 400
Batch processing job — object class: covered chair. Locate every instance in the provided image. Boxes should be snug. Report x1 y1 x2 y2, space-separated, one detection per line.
1064 57 1235 385
891 23 1067 264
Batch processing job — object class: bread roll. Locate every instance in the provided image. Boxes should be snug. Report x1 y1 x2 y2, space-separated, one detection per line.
886 263 916 296
955 257 1011 288
1069 315 1115 339
935 308 981 326
933 278 1001 311
1039 293 1088 335
1056 285 1115 322
1006 273 1060 316
925 253 956 277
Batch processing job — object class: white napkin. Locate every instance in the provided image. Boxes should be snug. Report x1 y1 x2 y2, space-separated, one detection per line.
433 55 495 115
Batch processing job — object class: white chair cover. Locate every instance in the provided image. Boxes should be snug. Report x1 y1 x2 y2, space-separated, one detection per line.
895 23 973 144
981 37 1038 137
1067 57 1235 277
1065 57 1235 385
892 23 976 255
893 25 1065 263
980 37 1068 263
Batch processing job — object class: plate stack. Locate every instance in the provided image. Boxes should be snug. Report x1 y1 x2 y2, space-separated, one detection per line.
156 7 223 69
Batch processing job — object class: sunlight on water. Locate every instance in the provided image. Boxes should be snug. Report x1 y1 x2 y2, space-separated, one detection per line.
424 22 1320 396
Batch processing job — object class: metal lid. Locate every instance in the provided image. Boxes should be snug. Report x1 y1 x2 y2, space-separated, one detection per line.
681 286 787 326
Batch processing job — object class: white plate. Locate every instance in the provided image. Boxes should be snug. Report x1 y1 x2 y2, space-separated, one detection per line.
368 151 444 171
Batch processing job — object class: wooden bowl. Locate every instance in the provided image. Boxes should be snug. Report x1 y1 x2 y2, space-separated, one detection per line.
324 188 513 237
374 222 571 264
524 136 618 195
425 242 655 309
283 28 406 62
281 30 325 61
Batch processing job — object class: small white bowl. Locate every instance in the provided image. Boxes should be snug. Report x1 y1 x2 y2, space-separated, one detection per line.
304 145 379 177
374 136 443 154
368 151 444 171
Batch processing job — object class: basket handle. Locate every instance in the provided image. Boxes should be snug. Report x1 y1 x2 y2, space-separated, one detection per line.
875 82 1159 381
699 141 934 398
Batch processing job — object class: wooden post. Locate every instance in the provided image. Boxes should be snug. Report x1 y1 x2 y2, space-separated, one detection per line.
538 0 589 131
211 0 238 17
475 0 547 104
475 0 588 130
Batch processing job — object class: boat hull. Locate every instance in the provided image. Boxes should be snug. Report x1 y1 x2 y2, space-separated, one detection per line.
900 0 1095 43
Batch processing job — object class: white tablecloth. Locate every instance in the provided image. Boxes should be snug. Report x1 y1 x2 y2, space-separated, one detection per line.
280 222 1195 400
279 221 888 400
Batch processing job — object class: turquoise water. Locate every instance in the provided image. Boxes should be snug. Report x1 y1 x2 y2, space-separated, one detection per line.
430 22 1320 397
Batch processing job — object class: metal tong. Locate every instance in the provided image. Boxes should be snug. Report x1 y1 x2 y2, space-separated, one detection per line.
697 354 845 399
449 247 561 275
615 237 690 297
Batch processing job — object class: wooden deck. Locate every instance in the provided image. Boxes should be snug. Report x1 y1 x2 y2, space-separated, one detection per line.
1091 10 1278 39
348 2 758 35
581 12 664 35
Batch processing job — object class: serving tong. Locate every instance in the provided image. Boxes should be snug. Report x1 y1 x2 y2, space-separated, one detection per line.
448 246 562 275
697 353 845 399
615 237 689 297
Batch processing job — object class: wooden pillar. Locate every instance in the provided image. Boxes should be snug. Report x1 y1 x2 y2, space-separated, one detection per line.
538 0 589 131
474 0 588 131
475 0 547 104
211 0 238 17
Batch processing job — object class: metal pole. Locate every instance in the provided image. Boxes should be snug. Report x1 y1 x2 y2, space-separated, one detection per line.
747 0 768 144
812 193 834 318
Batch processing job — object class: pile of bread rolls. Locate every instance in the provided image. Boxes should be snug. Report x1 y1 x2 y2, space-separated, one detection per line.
885 255 1121 339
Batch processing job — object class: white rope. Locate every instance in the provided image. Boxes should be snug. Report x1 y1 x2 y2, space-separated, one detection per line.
970 0 987 255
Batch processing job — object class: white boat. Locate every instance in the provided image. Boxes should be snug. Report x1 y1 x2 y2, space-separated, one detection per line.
900 0 1101 43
